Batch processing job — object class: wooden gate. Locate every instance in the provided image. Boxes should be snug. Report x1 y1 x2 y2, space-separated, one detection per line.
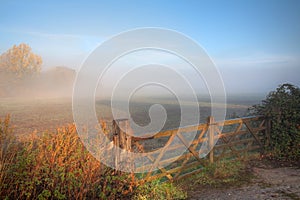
112 116 270 182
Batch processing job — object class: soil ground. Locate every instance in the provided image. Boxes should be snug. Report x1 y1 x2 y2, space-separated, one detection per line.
187 158 300 200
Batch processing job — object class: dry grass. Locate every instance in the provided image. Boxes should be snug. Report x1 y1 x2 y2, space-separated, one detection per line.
0 115 17 193
0 115 133 199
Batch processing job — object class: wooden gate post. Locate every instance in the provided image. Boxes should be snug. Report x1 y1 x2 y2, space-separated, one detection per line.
112 120 120 171
112 119 133 170
112 119 134 187
207 116 215 163
265 117 271 147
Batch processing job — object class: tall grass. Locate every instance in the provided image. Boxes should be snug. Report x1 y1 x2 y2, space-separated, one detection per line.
0 116 132 199
0 115 17 195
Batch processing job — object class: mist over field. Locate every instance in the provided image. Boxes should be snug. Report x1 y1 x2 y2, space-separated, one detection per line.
0 63 262 135
0 66 75 99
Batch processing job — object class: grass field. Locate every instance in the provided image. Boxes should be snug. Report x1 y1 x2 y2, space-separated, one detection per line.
0 96 255 136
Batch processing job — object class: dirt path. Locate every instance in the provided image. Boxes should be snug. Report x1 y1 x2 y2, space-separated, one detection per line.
187 160 300 200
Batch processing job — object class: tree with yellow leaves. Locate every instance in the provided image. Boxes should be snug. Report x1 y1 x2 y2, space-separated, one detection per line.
0 43 42 78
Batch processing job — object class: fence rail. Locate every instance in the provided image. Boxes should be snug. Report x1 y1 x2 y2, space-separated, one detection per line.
112 115 270 183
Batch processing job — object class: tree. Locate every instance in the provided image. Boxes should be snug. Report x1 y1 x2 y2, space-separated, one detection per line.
250 83 300 160
0 43 42 78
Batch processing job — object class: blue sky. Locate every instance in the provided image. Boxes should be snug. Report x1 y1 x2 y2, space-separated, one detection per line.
1 0 300 94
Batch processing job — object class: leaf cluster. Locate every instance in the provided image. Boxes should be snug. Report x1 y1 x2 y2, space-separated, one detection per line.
250 83 300 160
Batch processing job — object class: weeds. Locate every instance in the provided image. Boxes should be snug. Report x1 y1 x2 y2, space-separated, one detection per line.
0 116 133 199
133 179 187 200
0 115 17 196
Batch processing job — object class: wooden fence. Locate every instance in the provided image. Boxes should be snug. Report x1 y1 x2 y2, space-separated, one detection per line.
112 116 270 182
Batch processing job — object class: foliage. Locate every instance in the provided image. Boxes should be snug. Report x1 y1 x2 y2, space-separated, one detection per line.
0 43 42 78
0 117 133 199
0 115 17 194
133 179 187 200
250 83 300 160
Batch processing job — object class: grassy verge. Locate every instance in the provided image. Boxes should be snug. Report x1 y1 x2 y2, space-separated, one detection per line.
177 158 256 193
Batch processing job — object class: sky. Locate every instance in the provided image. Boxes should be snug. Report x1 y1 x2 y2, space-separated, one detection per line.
1 0 300 95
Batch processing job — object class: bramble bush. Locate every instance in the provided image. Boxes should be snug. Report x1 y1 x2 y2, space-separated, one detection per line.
250 83 300 160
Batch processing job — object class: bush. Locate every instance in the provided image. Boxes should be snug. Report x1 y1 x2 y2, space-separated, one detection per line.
250 83 300 160
0 117 133 199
